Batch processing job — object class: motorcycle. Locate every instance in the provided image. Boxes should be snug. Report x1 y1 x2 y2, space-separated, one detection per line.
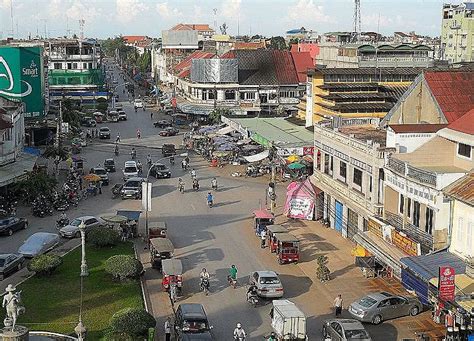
131 150 137 159
247 292 259 307
207 199 213 208
200 278 210 296
192 180 200 191
56 218 70 228
114 146 119 156
178 183 185 194
169 157 175 165
211 181 218 191
227 275 236 288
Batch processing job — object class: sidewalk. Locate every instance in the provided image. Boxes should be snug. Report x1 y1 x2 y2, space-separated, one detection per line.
274 216 445 340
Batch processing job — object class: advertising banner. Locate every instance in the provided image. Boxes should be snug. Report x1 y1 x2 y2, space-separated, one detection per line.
0 46 45 118
287 197 314 220
438 266 456 302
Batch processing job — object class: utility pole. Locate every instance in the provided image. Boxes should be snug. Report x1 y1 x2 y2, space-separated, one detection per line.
269 144 277 214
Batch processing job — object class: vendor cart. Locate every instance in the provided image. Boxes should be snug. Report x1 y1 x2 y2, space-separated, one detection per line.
253 209 274 236
275 233 300 264
267 225 288 253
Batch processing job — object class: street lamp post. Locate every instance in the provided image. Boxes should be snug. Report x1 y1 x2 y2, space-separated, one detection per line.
79 221 88 277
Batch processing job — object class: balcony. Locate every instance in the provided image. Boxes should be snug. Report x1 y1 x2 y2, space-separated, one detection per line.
387 157 437 187
49 52 98 61
359 56 433 68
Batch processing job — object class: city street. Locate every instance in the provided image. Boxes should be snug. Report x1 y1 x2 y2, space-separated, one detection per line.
0 64 443 341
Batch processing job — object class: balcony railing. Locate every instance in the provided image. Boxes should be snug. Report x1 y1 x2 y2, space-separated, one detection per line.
387 157 437 187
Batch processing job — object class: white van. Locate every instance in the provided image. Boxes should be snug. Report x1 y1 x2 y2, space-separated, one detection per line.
123 161 139 180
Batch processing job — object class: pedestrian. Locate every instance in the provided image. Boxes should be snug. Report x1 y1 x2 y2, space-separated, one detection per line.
150 111 153 120
334 294 343 316
116 133 121 143
91 129 94 138
136 129 141 139
95 128 98 138
87 129 91 139
98 180 102 194
164 317 172 341
260 228 266 248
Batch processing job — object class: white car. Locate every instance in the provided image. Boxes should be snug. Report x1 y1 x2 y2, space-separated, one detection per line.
248 270 284 298
134 99 144 108
118 110 127 121
123 161 139 180
59 216 104 238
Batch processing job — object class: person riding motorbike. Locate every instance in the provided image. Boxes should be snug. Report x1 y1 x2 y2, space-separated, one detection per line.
193 178 200 191
137 160 143 174
136 129 141 139
247 284 258 303
233 323 246 340
146 154 152 167
116 133 121 143
130 148 136 159
178 178 185 193
169 155 175 165
228 264 237 287
266 332 277 341
207 192 213 207
211 177 218 190
181 159 188 170
134 106 137 113
114 144 119 155
199 268 210 293
191 169 196 179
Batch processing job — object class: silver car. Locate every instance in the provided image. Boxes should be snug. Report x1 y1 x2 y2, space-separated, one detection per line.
18 232 60 258
348 292 422 325
0 253 25 280
248 270 284 298
59 216 104 238
322 319 372 340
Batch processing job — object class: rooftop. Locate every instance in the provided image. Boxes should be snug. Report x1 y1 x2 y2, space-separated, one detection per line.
388 124 448 134
443 173 474 206
315 67 425 76
122 35 148 43
446 108 474 135
337 125 387 147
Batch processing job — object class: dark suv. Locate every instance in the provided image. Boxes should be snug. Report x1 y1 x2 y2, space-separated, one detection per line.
120 177 143 199
162 143 176 157
175 304 213 340
149 163 171 178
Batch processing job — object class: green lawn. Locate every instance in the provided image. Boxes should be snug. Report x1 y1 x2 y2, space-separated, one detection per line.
18 242 143 340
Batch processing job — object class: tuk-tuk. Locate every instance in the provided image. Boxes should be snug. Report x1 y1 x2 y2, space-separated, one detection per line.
253 209 274 236
275 233 300 264
93 112 104 123
148 222 167 240
149 238 174 270
266 225 288 253
161 258 183 294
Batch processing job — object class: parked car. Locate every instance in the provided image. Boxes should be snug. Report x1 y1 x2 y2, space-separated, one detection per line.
121 177 144 199
174 304 213 340
90 167 109 186
0 253 25 280
115 103 123 111
99 127 111 139
59 216 104 238
154 120 172 128
248 270 284 298
322 319 372 341
104 158 116 172
134 99 144 108
18 232 60 258
149 163 171 178
118 110 127 121
123 161 139 180
0 217 28 236
348 292 422 325
159 127 179 137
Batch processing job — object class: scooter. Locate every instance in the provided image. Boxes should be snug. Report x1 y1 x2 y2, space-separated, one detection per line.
178 183 185 194
247 293 259 307
114 146 119 156
200 278 210 296
227 275 236 288
56 218 70 229
193 180 200 191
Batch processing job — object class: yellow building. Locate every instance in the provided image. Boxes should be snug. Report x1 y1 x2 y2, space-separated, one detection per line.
302 67 423 127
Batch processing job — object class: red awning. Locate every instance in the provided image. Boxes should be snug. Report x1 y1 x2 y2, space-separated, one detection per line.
253 209 274 219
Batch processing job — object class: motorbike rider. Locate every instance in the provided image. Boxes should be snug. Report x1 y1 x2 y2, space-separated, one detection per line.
137 160 143 174
181 159 187 170
114 144 119 155
207 192 213 207
266 332 277 341
247 283 258 302
229 264 238 282
147 154 152 167
136 129 141 139
178 178 185 192
233 323 246 340
116 133 121 143
169 155 175 165
211 177 218 190
191 168 196 179
199 268 210 287
193 178 200 190
134 106 137 113
131 148 137 159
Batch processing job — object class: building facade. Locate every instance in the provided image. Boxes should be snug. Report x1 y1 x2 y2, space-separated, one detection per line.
441 2 474 63
0 98 24 166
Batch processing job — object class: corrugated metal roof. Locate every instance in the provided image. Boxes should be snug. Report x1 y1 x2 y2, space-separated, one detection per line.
319 67 424 76
446 108 474 135
400 252 466 281
424 70 474 123
273 50 299 84
443 173 474 206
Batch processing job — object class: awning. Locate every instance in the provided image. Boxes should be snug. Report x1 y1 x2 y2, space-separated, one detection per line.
117 210 142 221
243 150 269 163
0 154 37 187
353 231 405 278
400 252 466 282
430 274 474 296
253 209 274 219
216 126 235 135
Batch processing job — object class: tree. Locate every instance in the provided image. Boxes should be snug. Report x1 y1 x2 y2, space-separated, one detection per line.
209 108 231 124
136 51 151 73
288 37 299 47
13 172 58 202
316 255 330 282
101 36 133 58
269 36 287 50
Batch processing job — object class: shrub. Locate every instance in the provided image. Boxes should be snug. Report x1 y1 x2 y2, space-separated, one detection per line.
316 255 330 282
109 308 155 337
88 228 120 247
105 255 143 281
27 254 62 276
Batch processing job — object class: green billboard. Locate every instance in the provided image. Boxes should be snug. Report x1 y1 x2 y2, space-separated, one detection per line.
0 46 45 118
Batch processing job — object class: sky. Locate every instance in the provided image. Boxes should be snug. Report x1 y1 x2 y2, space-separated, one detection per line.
0 0 452 40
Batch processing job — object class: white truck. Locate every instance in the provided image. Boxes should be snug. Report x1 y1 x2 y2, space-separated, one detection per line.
271 299 307 340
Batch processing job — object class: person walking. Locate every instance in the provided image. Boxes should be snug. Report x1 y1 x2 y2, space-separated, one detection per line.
136 129 141 139
98 180 102 195
150 111 153 120
334 294 343 316
260 229 267 248
164 317 172 341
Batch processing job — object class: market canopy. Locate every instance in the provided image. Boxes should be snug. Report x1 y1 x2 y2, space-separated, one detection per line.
116 210 141 221
101 214 129 223
243 150 270 163
216 126 235 135
83 174 101 182
400 252 466 282
288 162 306 170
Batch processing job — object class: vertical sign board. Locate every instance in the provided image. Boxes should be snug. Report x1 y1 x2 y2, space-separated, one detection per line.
438 266 456 302
0 46 45 118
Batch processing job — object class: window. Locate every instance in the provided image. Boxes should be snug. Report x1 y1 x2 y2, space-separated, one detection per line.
425 207 434 234
72 62 78 69
240 92 255 100
324 154 330 174
399 194 404 214
83 63 87 69
225 90 235 100
353 168 363 187
413 201 421 227
89 62 93 69
407 198 412 218
53 62 62 69
458 143 472 159
339 161 347 181
67 63 72 69
368 175 372 192
330 156 333 172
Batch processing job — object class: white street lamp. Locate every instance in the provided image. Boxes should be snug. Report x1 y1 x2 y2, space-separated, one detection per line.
79 221 88 277
74 319 87 341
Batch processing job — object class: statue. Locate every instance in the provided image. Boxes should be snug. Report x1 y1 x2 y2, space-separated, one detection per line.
2 284 25 331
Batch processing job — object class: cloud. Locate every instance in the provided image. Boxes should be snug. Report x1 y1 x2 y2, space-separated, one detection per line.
65 0 101 21
287 0 332 25
0 0 10 10
156 2 182 19
221 0 241 20
116 0 147 23
48 0 62 17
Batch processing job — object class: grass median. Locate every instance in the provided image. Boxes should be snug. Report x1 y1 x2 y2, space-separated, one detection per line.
18 242 143 340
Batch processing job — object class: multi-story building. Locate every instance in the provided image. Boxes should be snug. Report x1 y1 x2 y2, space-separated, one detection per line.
303 67 422 127
46 38 105 103
171 24 215 41
122 35 152 55
441 2 474 63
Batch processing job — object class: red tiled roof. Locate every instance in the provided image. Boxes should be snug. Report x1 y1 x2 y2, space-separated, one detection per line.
424 70 474 123
446 108 474 135
174 51 214 72
171 24 213 32
177 69 190 78
272 50 299 85
389 123 448 133
291 51 313 83
290 43 319 60
122 35 147 43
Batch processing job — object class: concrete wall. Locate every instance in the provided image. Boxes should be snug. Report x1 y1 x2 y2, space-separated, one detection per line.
383 185 399 216
450 200 474 260
386 128 437 153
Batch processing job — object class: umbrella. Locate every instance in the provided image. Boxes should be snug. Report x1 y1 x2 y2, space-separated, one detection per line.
101 215 129 224
288 162 306 170
287 155 300 163
83 174 101 182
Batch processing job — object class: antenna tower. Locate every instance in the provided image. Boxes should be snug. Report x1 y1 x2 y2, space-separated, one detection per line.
213 8 217 32
79 19 85 40
353 0 361 41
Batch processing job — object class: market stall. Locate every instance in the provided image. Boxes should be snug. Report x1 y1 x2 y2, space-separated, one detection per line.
284 179 322 220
